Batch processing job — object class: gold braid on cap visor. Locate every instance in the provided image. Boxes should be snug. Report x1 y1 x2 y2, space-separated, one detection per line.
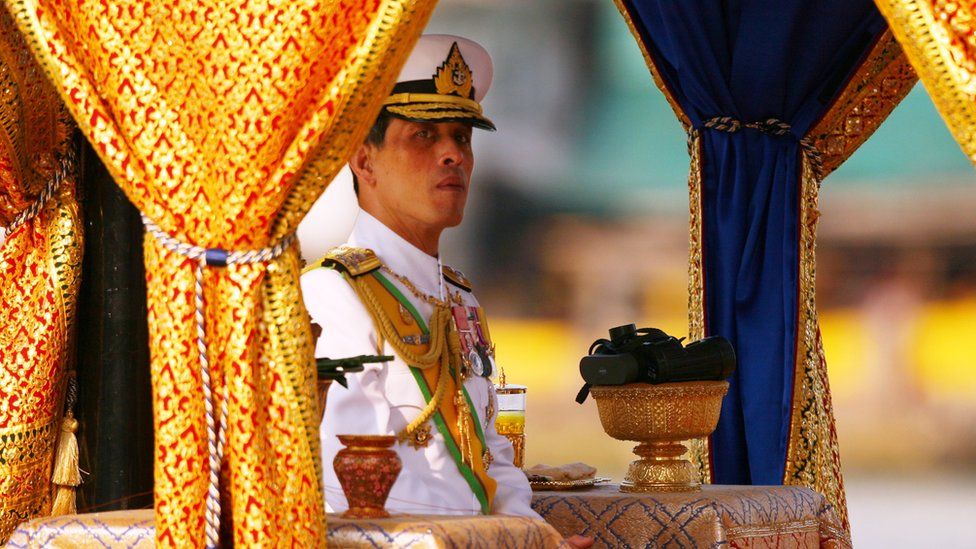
384 93 483 113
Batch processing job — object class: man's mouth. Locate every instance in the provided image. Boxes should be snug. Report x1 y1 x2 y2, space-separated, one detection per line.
436 175 466 191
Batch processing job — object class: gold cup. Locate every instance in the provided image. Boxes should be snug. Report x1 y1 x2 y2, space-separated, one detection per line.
495 384 527 468
589 381 728 492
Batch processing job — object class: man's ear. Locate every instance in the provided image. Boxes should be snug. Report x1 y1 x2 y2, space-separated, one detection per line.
349 145 375 187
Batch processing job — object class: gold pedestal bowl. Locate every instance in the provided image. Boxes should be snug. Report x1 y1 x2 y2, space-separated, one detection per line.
590 381 728 493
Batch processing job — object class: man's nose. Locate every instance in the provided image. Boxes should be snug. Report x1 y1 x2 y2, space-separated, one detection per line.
438 139 465 166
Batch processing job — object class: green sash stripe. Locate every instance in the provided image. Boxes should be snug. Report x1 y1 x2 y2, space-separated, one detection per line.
407 367 490 514
372 272 490 514
372 271 429 334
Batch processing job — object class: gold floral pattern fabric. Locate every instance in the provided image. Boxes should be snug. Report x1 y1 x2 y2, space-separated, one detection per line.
4 0 437 546
0 5 80 543
874 0 976 164
808 31 918 177
781 31 917 532
7 509 569 549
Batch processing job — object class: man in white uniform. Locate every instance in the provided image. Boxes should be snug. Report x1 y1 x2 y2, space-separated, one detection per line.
301 35 591 548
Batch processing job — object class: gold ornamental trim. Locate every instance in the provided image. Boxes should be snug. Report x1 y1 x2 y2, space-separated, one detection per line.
783 28 917 535
385 105 486 122
0 419 60 538
874 0 976 164
441 264 472 292
384 93 482 114
725 518 820 538
782 155 849 531
686 133 706 343
684 132 710 484
808 30 918 176
319 245 381 277
589 381 728 401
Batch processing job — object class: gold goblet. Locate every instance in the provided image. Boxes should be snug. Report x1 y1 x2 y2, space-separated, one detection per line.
495 384 527 468
589 381 728 492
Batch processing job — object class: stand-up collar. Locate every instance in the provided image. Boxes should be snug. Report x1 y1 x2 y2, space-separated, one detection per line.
348 209 441 298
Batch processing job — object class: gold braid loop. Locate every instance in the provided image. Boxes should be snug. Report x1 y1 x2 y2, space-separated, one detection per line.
398 350 451 443
348 274 459 444
349 275 449 368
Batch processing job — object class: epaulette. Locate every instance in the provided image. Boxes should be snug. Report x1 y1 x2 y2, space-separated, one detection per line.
319 246 381 277
442 265 472 292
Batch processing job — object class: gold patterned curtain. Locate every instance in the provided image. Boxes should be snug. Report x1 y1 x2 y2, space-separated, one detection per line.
612 1 917 532
874 0 976 164
4 0 436 546
0 6 81 543
784 33 916 528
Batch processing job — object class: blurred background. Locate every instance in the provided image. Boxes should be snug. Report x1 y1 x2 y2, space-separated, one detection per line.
305 1 976 546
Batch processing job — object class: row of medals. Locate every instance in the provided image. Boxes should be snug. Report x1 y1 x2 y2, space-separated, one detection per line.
397 285 497 469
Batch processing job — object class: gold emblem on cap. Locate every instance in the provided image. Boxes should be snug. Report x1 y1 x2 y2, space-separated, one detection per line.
433 42 473 99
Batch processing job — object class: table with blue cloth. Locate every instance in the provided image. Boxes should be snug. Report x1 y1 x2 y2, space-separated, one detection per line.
531 484 850 548
7 484 848 548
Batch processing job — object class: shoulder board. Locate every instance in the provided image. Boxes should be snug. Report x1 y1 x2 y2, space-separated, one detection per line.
442 265 472 292
319 246 381 277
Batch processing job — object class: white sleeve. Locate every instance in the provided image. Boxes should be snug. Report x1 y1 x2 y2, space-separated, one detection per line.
484 386 541 519
301 267 393 437
301 267 378 360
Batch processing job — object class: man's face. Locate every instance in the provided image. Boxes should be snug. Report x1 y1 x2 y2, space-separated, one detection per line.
360 119 474 232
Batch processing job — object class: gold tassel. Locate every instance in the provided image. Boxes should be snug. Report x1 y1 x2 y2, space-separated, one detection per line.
50 413 80 516
455 391 474 467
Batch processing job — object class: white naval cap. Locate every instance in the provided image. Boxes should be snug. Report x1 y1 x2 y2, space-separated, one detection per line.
382 34 495 131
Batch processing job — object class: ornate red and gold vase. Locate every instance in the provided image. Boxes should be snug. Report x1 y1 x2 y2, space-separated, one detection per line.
333 435 402 518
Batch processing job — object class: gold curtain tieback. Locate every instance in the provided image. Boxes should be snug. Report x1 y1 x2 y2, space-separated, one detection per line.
687 116 824 182
141 213 295 549
2 151 75 238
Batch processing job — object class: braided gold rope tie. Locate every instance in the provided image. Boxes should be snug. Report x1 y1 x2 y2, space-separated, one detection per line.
687 116 825 182
2 151 75 238
349 275 459 443
141 214 295 549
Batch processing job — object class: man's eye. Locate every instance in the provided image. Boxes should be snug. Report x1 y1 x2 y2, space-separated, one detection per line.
416 130 431 139
456 133 470 144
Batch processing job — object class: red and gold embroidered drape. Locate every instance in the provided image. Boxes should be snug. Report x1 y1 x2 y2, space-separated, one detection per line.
613 0 917 530
4 0 436 546
0 6 81 543
874 1 976 164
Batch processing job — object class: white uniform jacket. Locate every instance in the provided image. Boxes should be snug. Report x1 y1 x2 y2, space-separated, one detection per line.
301 210 539 518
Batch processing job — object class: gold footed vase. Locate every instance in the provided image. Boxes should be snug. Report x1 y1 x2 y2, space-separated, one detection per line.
590 381 729 492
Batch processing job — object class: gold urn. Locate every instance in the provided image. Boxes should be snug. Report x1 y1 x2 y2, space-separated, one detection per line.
590 381 728 492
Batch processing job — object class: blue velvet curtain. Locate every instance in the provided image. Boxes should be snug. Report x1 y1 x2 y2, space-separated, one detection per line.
619 1 887 484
